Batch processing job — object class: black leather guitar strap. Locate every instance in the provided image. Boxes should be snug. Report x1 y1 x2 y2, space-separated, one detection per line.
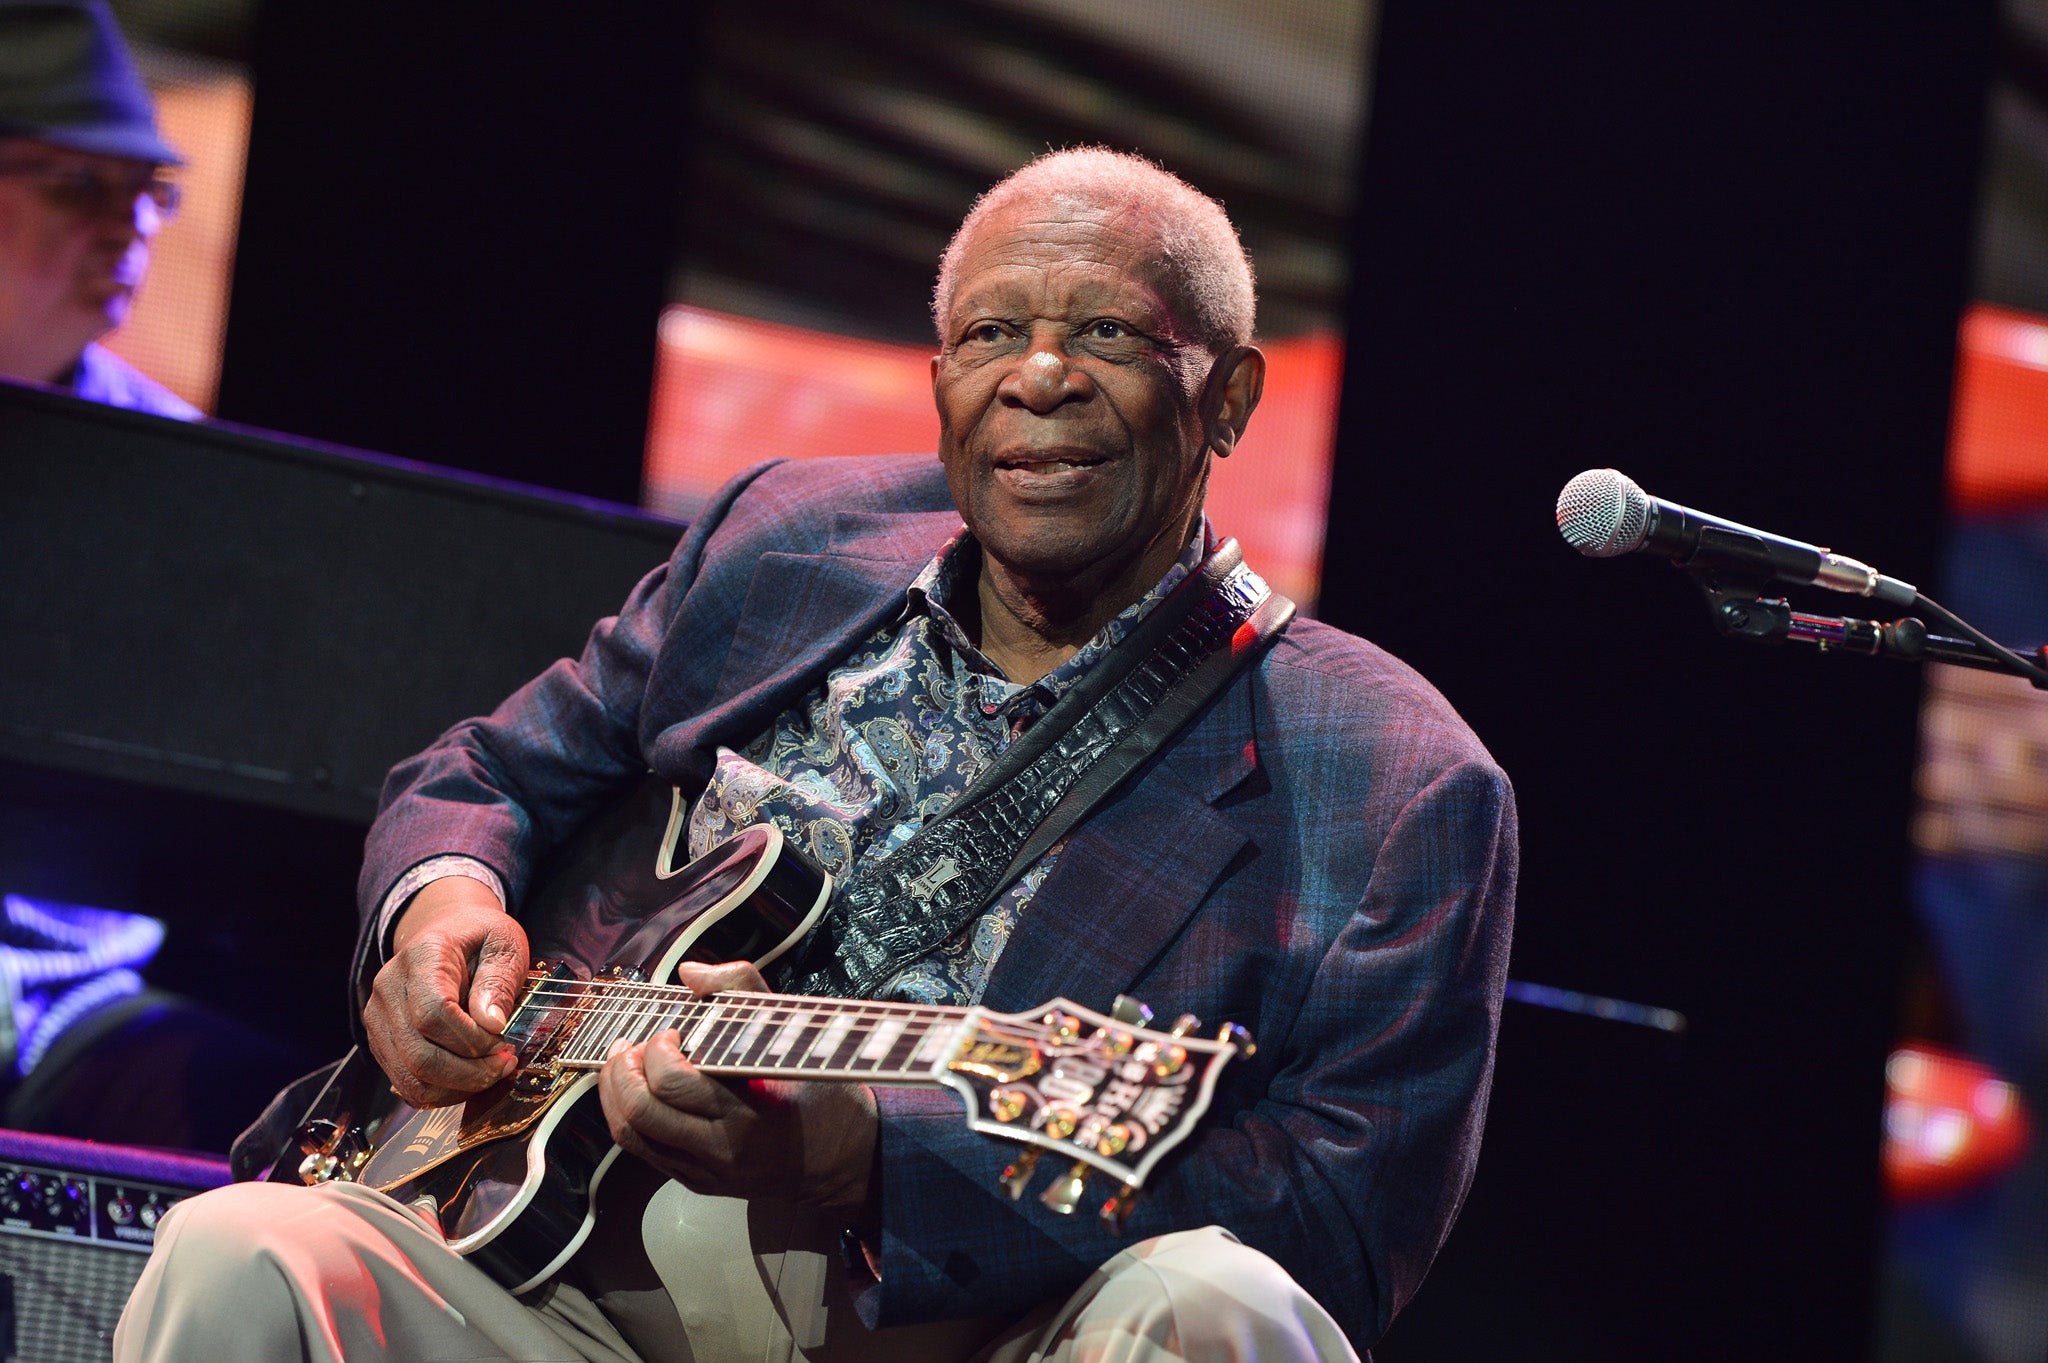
784 539 1295 1000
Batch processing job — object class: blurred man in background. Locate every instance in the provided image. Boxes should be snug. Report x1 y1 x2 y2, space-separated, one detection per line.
0 2 306 1155
0 0 196 419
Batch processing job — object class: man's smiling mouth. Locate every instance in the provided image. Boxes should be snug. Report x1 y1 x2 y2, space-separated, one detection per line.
994 452 1109 476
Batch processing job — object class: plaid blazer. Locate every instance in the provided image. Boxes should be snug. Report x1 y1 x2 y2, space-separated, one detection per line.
355 454 1517 1351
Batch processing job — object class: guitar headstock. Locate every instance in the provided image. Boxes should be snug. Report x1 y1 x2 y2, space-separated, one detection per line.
933 994 1251 1228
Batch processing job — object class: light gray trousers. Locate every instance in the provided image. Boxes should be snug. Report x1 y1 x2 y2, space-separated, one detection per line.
113 1178 1359 1363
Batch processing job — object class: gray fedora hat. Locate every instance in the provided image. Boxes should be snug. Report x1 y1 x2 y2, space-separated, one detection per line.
0 0 181 164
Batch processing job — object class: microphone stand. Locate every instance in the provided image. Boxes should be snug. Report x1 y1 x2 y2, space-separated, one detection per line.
1689 571 2048 689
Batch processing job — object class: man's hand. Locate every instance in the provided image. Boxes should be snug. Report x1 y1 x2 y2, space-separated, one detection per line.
599 961 880 1215
364 875 529 1108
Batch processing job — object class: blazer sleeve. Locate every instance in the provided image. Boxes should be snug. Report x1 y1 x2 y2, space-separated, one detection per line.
347 461 788 1018
861 751 1518 1352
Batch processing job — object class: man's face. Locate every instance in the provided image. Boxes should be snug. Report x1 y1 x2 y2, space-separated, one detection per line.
0 139 167 364
932 196 1214 592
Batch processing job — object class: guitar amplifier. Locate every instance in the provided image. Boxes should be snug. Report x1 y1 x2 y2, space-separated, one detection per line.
0 1129 231 1362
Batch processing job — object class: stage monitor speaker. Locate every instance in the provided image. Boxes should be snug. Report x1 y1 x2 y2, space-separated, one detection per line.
0 1129 231 1362
0 380 685 824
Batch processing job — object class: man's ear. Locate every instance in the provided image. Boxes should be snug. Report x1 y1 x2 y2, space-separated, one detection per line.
1199 345 1266 459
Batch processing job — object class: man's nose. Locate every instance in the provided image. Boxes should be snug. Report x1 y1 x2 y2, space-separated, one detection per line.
1000 343 1089 413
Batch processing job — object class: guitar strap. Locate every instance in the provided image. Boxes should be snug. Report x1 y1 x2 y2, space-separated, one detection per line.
782 538 1295 1001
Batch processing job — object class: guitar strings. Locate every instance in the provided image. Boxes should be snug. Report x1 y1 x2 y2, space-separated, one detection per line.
501 982 1063 1072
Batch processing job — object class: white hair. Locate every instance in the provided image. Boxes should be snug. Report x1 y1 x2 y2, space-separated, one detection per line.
932 147 1257 354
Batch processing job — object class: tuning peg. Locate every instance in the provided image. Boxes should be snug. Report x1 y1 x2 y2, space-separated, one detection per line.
999 1148 1042 1200
1168 1014 1201 1038
1040 1160 1091 1215
1216 1021 1257 1058
1110 995 1154 1027
1100 1180 1142 1232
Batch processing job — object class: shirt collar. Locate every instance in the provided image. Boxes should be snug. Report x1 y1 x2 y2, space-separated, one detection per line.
902 519 1212 712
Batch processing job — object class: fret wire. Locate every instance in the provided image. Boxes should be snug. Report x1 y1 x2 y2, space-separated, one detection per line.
801 1010 856 1070
570 985 675 1063
514 983 1046 1076
594 982 644 1060
710 999 773 1064
696 998 753 1064
763 1007 818 1066
734 1001 797 1069
625 992 687 1050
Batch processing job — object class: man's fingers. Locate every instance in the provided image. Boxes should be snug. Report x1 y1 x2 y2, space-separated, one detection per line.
674 960 770 996
638 1030 736 1116
406 941 501 1056
364 1002 512 1107
466 918 531 1035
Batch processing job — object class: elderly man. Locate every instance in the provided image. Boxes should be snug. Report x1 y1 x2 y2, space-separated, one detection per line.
0 0 194 418
116 149 1515 1363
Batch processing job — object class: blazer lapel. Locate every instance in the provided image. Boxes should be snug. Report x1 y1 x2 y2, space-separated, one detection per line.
655 510 959 767
983 676 1262 1016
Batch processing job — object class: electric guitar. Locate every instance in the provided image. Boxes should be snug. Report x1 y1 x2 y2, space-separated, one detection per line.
275 778 1249 1295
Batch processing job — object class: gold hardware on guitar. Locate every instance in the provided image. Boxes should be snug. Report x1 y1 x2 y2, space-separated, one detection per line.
999 1148 1043 1199
293 1117 370 1185
1216 1021 1256 1058
1100 1180 1142 1231
1111 995 1154 1027
1168 1014 1201 1038
1040 1159 1091 1214
512 1063 560 1095
989 1087 1030 1123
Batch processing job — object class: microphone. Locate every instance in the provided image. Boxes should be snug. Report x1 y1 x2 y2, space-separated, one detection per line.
1555 469 1917 607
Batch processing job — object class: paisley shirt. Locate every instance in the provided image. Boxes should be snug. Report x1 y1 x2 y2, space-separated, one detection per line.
685 523 1206 1006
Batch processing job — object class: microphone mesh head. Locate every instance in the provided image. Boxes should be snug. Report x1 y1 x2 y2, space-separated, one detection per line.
1556 469 1651 557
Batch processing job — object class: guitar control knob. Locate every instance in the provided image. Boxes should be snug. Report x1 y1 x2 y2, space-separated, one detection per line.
1040 1160 1091 1215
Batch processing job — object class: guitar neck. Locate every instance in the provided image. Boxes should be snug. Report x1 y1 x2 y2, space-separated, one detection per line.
531 981 982 1085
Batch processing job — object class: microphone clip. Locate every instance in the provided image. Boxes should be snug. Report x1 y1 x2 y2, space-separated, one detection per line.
1690 572 2048 687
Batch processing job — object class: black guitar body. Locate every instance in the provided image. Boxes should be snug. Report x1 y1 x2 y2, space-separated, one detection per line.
274 778 831 1293
272 777 1241 1295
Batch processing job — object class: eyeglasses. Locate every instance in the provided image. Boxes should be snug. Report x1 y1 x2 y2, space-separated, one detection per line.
0 162 181 219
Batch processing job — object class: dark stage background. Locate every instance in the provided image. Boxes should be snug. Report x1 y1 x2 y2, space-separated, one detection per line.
9 1 2002 1358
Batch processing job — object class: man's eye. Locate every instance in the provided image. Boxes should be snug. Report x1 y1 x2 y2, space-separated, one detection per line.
966 323 1006 344
1088 320 1131 340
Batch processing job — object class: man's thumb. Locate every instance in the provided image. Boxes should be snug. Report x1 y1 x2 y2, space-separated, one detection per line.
468 923 527 1034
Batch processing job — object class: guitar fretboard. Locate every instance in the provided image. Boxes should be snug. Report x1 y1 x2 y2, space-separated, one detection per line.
521 983 988 1083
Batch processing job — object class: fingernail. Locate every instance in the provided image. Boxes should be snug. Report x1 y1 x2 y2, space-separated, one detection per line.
606 1038 628 1059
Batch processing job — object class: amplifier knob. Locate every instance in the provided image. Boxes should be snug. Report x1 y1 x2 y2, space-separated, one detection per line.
139 1199 164 1231
106 1197 136 1226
